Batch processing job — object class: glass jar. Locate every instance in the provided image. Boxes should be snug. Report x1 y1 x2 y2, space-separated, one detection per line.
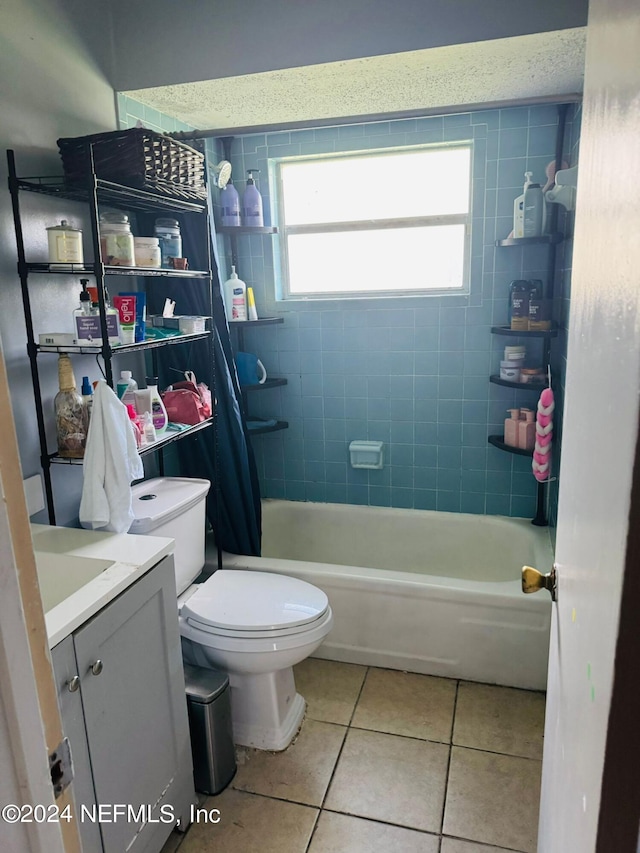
100 212 135 266
134 237 161 268
46 220 84 264
154 218 182 268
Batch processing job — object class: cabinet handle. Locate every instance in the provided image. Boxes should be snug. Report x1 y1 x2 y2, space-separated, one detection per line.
91 660 104 676
67 676 80 693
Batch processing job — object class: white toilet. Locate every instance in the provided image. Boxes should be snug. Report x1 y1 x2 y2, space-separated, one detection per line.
129 477 333 751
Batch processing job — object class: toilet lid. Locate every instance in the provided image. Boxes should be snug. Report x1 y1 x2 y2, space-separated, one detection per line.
181 570 329 633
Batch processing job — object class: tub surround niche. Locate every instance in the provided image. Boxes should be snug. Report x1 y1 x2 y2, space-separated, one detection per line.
221 500 553 690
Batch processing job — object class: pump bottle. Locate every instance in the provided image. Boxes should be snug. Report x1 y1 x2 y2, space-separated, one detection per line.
242 169 264 227
220 180 241 226
223 266 247 321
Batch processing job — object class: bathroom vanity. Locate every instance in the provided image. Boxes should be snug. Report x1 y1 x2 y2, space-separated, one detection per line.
32 525 196 853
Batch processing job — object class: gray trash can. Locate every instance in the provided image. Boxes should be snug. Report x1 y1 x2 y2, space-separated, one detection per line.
183 664 236 795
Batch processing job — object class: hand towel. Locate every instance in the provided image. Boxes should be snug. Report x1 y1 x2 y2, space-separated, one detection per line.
80 381 144 533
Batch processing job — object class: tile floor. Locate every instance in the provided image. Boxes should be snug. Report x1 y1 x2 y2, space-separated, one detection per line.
164 660 545 853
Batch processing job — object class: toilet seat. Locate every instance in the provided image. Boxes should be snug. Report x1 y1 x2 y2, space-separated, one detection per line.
180 570 330 639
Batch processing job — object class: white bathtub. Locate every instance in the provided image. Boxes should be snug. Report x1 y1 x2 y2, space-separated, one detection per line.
221 500 553 690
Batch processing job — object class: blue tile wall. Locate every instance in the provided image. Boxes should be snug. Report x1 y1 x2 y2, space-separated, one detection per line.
207 104 579 519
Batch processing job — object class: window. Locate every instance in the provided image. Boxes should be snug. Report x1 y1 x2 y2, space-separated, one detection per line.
275 144 472 300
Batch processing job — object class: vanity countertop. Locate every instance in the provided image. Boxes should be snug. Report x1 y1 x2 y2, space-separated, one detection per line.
31 524 174 649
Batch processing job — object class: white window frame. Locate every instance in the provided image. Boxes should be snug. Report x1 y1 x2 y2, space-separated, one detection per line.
273 143 473 301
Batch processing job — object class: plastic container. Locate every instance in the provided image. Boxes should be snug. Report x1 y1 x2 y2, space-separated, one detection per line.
47 220 83 264
134 237 161 267
500 361 521 382
73 280 99 346
504 345 526 361
220 180 241 227
519 408 536 451
178 316 207 334
145 376 168 433
510 281 531 331
523 179 545 237
504 409 520 448
520 368 546 385
155 218 182 268
86 284 120 346
128 477 211 593
100 212 135 266
118 370 138 408
241 170 264 227
223 266 247 321
184 664 236 794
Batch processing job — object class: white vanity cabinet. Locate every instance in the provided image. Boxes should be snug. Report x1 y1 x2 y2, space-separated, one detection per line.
50 555 195 853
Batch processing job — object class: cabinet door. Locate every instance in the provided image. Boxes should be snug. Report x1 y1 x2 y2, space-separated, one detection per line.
73 557 195 853
51 635 103 853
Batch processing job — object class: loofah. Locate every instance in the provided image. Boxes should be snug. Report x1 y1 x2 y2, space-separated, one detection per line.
533 387 554 482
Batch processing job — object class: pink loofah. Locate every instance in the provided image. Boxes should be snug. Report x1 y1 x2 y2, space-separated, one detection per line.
533 387 554 482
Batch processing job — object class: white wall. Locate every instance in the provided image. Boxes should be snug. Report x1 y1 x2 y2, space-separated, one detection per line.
0 0 117 524
107 0 588 91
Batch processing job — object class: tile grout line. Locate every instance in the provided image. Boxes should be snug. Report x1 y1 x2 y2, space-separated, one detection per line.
304 665 371 852
438 678 460 840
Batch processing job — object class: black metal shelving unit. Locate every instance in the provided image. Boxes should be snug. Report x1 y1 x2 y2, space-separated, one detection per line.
7 148 218 526
488 103 569 527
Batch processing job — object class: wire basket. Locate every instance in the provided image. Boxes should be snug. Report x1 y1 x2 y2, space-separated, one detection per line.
57 128 206 201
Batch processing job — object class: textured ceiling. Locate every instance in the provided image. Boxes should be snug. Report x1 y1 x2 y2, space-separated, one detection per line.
125 28 585 132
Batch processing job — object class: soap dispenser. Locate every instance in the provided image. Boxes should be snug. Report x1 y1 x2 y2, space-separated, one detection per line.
513 173 533 239
518 408 536 451
220 179 241 227
242 169 264 227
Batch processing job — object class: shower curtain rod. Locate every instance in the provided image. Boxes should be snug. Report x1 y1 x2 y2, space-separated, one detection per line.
169 92 582 141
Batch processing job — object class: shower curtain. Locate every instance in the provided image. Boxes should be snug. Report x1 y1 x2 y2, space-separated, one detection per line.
137 186 262 557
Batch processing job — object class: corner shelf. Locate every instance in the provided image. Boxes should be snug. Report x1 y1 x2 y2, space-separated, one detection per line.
495 235 562 247
218 226 278 235
247 419 289 435
241 378 287 392
488 435 533 458
489 375 548 391
491 326 558 338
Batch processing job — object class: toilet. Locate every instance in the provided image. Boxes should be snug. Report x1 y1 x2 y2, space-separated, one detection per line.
129 477 333 751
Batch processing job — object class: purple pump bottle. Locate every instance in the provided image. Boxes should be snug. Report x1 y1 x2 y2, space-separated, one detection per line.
220 180 241 227
242 169 264 227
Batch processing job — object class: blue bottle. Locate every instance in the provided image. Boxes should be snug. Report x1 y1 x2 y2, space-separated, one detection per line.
242 169 264 227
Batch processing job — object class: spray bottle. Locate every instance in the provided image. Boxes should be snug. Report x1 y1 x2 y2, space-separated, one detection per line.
242 169 264 227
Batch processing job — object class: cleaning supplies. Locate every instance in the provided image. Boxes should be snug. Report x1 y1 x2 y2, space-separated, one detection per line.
220 179 241 226
242 169 264 227
223 266 247 321
145 377 168 434
54 354 86 458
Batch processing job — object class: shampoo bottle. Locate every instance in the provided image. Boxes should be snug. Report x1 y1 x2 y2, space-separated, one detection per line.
220 179 241 226
513 173 533 239
518 408 536 451
223 266 247 321
523 177 545 237
145 377 168 434
242 169 264 227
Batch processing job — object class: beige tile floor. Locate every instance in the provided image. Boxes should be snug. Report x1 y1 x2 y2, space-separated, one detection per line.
165 659 544 853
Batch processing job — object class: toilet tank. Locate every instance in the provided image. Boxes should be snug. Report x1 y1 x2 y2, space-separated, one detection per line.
129 478 210 594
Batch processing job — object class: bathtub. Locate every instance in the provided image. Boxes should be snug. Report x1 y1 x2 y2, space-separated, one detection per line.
221 500 553 691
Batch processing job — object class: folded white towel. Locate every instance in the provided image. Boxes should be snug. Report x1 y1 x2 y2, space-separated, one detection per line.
79 381 144 533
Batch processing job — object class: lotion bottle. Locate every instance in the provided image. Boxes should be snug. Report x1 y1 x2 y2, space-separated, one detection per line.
518 408 536 451
242 169 264 227
223 266 247 321
145 377 168 434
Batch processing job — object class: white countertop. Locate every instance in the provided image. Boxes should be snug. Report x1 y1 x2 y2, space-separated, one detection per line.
31 524 175 649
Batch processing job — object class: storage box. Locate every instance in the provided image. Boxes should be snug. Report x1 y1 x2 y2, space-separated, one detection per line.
57 128 206 201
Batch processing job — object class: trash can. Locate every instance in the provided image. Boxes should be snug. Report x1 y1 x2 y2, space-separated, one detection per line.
183 664 236 795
